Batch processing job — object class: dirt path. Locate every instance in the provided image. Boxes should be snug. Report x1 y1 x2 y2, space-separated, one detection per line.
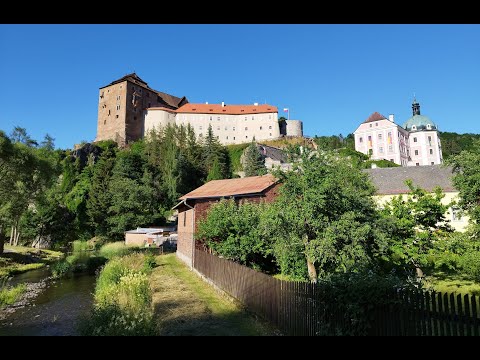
150 254 277 336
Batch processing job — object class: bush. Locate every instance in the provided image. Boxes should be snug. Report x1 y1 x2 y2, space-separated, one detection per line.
0 282 27 308
459 251 480 280
72 240 92 253
51 260 72 279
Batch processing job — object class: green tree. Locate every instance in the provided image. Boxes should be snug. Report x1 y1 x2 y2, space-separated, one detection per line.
196 199 273 271
448 141 480 230
10 126 38 147
206 158 224 181
243 141 267 177
380 180 453 278
264 149 385 282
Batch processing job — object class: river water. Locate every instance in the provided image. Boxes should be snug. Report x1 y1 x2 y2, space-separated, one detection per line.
0 268 96 336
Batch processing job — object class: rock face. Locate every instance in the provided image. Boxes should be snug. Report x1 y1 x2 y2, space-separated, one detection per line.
71 143 103 168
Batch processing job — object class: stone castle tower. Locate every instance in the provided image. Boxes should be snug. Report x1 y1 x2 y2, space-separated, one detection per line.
96 73 188 146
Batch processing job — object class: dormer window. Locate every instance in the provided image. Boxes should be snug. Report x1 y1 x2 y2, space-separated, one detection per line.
412 125 417 131
427 124 431 130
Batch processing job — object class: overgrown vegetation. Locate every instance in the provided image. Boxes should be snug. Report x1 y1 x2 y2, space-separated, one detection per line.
0 245 63 278
80 253 156 336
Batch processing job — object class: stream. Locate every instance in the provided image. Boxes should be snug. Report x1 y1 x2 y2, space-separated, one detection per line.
0 267 96 336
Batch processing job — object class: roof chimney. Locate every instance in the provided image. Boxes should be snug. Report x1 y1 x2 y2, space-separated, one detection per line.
389 114 394 122
221 101 225 107
254 102 259 106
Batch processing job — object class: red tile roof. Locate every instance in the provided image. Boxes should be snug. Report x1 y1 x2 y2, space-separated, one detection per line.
364 112 387 123
179 174 277 200
176 103 278 115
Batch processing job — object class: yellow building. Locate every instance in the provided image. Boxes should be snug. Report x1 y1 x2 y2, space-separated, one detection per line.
364 165 468 232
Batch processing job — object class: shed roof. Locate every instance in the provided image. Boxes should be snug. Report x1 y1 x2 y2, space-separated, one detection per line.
179 174 277 200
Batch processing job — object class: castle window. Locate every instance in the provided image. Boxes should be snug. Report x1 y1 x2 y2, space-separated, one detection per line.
246 136 248 139
252 116 254 120
416 163 420 166
217 117 220 121
427 124 431 130
210 116 212 121
415 150 419 155
390 159 394 162
134 116 137 121
378 134 382 140
269 133 272 136
225 126 228 130
412 125 417 131
116 115 119 118
226 136 228 140
139 89 142 93
245 117 247 121
375 123 378 127
217 136 219 139
199 133 203 138
104 120 106 125
379 146 384 153
359 137 363 143
269 126 272 129
199 126 203 130
430 149 433 155
260 126 263 130
431 162 435 165
217 126 220 131
245 127 248 130
233 127 235 131
369 124 372 128
120 86 122 89
148 103 151 108
269 115 271 119
233 137 235 140
116 105 120 110
108 110 111 116
388 145 393 152
413 137 417 142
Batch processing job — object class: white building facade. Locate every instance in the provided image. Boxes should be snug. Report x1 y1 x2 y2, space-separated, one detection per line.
143 103 300 145
354 100 442 167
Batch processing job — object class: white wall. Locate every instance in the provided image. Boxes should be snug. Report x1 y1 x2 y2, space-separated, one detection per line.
144 109 176 135
407 130 442 166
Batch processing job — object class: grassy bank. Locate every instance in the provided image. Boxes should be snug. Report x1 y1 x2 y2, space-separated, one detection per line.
424 273 480 296
80 252 156 335
151 254 275 335
0 245 63 278
0 282 27 308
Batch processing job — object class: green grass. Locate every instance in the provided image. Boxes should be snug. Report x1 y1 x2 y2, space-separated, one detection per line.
98 242 138 260
424 273 480 296
0 245 63 278
0 283 27 308
150 254 276 336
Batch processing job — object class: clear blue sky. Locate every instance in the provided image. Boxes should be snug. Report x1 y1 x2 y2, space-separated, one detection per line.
1 24 479 149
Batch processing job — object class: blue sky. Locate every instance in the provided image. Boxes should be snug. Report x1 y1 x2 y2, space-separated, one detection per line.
1 24 479 149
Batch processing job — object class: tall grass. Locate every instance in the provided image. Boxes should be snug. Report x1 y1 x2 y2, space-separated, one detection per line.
0 282 27 308
98 242 138 260
79 253 157 336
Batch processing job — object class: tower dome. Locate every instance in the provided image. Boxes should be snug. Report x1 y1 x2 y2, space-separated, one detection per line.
402 98 437 132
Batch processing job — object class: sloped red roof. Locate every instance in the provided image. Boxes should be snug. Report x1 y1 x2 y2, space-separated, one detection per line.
364 112 387 123
179 174 277 200
176 103 278 115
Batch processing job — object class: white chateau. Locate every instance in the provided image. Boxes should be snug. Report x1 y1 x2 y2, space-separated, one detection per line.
354 99 443 167
145 102 303 145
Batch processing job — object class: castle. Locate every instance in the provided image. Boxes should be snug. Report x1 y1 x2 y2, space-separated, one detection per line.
353 99 443 167
96 73 303 146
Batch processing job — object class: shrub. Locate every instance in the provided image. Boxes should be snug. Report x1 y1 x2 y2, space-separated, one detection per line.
51 260 72 279
459 251 480 280
72 240 92 253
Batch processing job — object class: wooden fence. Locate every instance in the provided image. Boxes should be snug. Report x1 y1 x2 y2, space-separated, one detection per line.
193 249 480 336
